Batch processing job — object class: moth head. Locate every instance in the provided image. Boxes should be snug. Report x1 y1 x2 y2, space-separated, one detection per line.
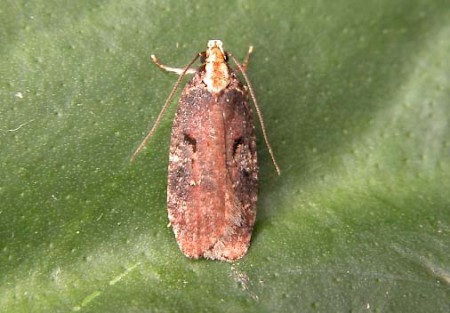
206 40 227 63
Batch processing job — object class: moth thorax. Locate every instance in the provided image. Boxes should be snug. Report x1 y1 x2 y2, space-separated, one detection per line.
203 40 231 94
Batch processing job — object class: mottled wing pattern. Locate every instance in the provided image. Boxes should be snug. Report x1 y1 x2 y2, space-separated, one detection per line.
167 71 258 261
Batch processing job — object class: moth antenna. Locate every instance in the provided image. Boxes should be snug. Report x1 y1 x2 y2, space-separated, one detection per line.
131 53 200 161
229 53 281 175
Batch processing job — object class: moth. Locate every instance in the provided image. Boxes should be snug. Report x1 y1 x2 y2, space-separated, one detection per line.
132 40 279 261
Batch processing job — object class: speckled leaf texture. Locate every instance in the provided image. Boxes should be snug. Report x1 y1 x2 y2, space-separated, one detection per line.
1 1 449 312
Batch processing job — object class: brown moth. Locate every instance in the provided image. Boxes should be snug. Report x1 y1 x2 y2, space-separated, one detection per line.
132 40 279 261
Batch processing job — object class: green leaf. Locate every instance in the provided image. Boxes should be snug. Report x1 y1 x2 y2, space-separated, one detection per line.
1 1 449 312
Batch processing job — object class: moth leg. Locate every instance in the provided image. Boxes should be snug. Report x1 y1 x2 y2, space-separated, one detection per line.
151 54 197 75
239 46 253 73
